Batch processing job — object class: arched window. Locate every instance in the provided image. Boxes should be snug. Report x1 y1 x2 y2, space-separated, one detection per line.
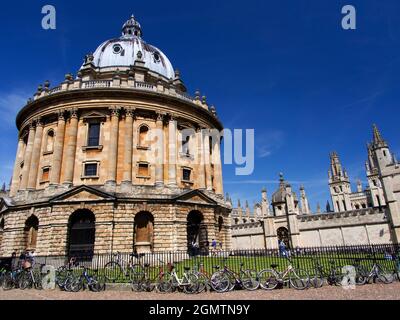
134 211 154 253
24 215 39 250
138 125 149 147
67 209 95 258
187 211 207 254
45 130 55 152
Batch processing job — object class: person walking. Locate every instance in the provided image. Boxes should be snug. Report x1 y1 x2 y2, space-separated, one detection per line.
211 239 217 255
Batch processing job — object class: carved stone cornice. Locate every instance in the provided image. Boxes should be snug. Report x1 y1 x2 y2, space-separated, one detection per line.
57 109 66 121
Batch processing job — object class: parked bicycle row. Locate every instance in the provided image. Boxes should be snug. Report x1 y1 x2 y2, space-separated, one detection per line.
0 251 398 294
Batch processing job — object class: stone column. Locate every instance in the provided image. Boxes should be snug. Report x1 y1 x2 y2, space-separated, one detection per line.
196 128 206 189
168 116 177 186
106 106 120 186
213 136 223 195
20 123 35 190
9 136 25 196
63 108 79 186
50 110 66 185
122 108 134 185
203 130 213 191
155 112 165 186
27 119 44 189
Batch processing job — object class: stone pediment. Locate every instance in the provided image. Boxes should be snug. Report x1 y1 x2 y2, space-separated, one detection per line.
174 190 217 206
49 185 115 203
0 198 10 213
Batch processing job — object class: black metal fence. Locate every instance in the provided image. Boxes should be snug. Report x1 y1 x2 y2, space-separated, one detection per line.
1 243 399 282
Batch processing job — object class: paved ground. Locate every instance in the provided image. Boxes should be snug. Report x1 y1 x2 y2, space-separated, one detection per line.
0 282 399 300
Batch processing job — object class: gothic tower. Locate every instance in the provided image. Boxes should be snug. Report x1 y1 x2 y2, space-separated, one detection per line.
328 152 352 212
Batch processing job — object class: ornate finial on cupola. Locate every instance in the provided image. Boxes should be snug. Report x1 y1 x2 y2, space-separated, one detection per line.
210 105 217 117
122 15 142 38
195 90 200 101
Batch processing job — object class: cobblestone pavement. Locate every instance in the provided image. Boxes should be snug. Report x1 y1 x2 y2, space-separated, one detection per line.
0 282 400 300
0 282 399 300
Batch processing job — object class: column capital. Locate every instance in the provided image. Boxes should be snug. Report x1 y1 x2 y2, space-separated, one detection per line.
156 111 166 122
57 109 66 121
167 113 177 122
125 107 136 118
109 106 121 117
68 107 78 119
34 117 43 127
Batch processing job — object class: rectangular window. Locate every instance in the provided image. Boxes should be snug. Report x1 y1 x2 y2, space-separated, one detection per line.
41 167 50 181
88 123 100 146
138 163 149 177
182 168 191 181
84 163 98 177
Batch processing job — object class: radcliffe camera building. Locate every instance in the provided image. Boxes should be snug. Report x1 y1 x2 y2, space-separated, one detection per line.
0 16 231 257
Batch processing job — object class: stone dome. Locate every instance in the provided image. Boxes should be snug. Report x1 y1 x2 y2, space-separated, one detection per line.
271 173 298 204
81 15 175 80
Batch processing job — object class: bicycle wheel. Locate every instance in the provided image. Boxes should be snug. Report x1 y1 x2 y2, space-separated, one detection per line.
104 261 122 282
156 272 173 293
183 272 199 294
355 266 368 285
196 272 209 293
289 268 309 290
376 268 394 284
241 269 259 291
18 271 32 290
258 269 279 290
309 269 324 288
130 264 145 291
331 267 345 286
34 272 43 290
210 271 230 293
89 275 106 292
70 277 84 292
55 267 68 289
2 272 15 290
141 278 155 292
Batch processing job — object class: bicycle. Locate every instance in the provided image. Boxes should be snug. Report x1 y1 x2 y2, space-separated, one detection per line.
258 258 310 290
2 268 23 290
210 259 259 293
69 266 106 292
156 261 199 294
56 258 79 290
104 252 138 282
353 257 393 285
130 253 153 292
192 262 212 293
18 263 47 290
310 259 344 288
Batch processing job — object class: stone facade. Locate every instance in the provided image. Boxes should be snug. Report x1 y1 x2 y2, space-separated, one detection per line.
0 16 231 257
230 126 400 249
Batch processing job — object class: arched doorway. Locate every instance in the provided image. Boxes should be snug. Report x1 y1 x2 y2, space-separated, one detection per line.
187 211 207 255
277 227 290 248
24 215 39 251
67 209 95 258
134 211 154 253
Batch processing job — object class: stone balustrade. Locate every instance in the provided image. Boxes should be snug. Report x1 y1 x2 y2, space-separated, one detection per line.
31 79 210 112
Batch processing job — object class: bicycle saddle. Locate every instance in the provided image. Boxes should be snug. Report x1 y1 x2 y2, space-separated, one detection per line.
213 265 220 269
144 263 150 267
184 267 190 271
270 264 279 268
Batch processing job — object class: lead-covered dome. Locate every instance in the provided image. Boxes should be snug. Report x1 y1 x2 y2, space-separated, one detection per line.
81 15 175 79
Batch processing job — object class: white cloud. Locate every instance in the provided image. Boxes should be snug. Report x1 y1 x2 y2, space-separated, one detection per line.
0 91 29 125
255 130 285 158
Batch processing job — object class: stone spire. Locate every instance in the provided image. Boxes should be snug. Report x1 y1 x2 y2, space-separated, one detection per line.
372 124 387 147
357 179 362 192
299 185 311 215
261 187 270 216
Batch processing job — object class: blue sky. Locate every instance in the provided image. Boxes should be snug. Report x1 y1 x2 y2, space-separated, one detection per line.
0 0 399 211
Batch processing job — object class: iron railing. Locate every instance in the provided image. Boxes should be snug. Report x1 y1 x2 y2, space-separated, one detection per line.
1 243 399 282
